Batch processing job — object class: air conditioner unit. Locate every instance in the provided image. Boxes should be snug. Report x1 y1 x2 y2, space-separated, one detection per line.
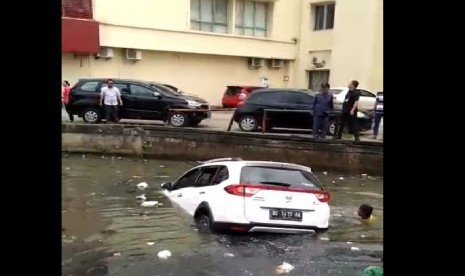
248 58 264 68
125 49 142 60
96 47 114 59
269 59 284 68
311 56 326 68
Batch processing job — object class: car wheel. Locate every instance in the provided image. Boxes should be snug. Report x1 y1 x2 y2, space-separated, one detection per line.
239 116 259 132
195 213 213 233
169 112 189 127
327 120 337 136
82 108 102 124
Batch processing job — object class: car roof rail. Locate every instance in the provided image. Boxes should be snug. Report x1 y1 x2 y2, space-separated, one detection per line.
200 157 243 164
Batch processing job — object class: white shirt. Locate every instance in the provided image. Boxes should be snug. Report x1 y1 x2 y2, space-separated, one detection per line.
100 86 121 106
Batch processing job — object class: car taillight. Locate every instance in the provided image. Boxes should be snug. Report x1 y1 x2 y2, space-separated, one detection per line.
224 184 331 202
224 184 260 197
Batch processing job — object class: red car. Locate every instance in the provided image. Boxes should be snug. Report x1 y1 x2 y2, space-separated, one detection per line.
222 86 264 108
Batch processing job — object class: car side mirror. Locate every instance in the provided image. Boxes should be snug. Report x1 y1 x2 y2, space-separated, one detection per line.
161 182 173 190
153 92 161 98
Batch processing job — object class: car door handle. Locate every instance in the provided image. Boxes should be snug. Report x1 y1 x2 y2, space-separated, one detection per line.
177 194 182 198
199 191 205 195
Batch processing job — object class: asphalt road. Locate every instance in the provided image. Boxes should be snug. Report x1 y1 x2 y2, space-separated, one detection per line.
61 108 383 141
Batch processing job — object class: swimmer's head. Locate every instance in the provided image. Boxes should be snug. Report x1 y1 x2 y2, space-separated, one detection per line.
358 204 373 219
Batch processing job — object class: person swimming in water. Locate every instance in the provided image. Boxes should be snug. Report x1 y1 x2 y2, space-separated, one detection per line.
358 204 374 220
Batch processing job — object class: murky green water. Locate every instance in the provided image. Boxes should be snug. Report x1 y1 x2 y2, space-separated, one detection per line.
62 154 383 276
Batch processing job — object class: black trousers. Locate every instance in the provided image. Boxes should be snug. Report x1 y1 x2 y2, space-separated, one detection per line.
104 105 119 123
335 113 359 140
64 104 74 122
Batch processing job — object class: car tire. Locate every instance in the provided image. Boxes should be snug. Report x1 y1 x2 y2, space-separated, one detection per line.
238 115 259 132
82 108 102 124
195 213 214 233
169 112 189 127
327 120 337 136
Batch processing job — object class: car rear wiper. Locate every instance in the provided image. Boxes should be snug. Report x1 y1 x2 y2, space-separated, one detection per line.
259 181 292 187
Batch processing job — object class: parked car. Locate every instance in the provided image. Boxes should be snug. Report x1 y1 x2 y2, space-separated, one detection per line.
68 78 211 127
330 87 376 111
162 83 199 98
222 85 264 108
233 88 373 134
161 157 330 234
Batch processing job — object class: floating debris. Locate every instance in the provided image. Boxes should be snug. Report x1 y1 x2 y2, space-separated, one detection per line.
157 203 164 206
90 192 96 196
346 241 353 245
101 156 105 159
360 234 366 238
113 252 121 257
361 173 368 179
141 201 159 207
137 182 148 190
147 242 155 246
332 180 336 183
322 171 328 175
159 165 166 168
117 157 122 159
65 167 70 170
136 194 147 201
133 175 142 179
155 175 170 179
223 253 235 258
116 171 121 174
82 154 86 159
350 247 361 252
275 262 294 274
144 159 148 162
320 237 330 241
338 177 345 180
157 250 172 259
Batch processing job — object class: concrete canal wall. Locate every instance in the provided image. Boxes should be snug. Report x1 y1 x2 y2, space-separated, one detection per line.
62 124 383 176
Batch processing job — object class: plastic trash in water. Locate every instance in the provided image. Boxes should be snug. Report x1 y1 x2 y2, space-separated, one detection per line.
223 253 235 257
137 182 148 190
360 234 366 238
332 180 336 183
157 250 172 259
275 262 294 274
320 237 330 241
141 201 159 207
346 241 353 245
338 177 345 180
322 171 328 175
113 252 121 257
136 194 147 201
351 247 361 251
159 165 166 168
65 167 70 170
361 173 368 179
147 242 155 246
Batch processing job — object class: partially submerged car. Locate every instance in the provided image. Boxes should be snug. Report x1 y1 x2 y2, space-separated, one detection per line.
161 158 330 234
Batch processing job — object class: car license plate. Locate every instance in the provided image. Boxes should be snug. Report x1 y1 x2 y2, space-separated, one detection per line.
269 209 303 221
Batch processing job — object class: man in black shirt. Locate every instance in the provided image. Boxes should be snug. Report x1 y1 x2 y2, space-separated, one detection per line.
334 80 361 141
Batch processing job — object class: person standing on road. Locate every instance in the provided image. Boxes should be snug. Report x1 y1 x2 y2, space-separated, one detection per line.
371 91 383 140
100 79 123 123
312 82 334 139
334 80 361 141
62 80 74 122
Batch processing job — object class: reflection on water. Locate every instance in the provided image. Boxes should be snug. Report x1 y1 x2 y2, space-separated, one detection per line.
62 154 383 276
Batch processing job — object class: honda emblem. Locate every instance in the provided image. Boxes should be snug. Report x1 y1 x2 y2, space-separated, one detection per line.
285 195 292 203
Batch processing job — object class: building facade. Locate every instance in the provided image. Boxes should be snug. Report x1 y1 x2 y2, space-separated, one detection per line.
62 0 383 105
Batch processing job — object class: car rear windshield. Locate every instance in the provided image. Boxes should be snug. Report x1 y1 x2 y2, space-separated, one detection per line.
224 86 242 96
240 166 323 191
330 89 344 95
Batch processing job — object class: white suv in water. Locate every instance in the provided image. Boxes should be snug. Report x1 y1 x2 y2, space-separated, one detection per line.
161 158 330 234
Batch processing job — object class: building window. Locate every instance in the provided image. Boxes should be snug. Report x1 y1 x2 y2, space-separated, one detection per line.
191 0 228 33
313 3 335 30
235 0 268 37
308 70 330 90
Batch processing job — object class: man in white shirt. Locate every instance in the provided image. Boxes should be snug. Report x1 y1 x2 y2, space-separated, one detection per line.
100 79 123 123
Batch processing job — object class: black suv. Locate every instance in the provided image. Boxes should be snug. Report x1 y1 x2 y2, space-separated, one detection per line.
68 78 211 127
233 88 373 134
